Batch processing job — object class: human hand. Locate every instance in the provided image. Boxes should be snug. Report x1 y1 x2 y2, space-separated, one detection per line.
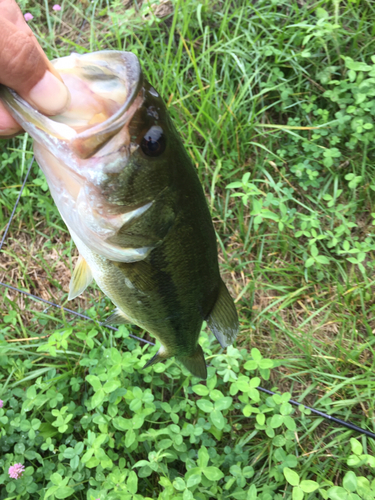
0 0 69 137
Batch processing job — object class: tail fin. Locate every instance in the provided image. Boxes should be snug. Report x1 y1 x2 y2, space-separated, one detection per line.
177 344 207 379
207 279 238 348
143 345 207 379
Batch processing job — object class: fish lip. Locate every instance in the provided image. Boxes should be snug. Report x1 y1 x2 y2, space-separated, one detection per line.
65 51 144 160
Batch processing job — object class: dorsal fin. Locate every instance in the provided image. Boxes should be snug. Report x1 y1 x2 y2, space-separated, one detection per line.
206 279 238 348
68 255 93 300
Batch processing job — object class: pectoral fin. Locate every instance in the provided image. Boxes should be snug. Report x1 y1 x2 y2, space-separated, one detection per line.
104 307 131 325
68 255 93 300
206 279 239 348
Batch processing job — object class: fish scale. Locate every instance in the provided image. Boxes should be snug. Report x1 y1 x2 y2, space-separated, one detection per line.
0 50 239 379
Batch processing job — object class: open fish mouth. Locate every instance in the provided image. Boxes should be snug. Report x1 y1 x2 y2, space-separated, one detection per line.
2 51 143 157
0 52 157 262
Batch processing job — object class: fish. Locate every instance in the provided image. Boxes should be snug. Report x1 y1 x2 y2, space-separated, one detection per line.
0 50 238 379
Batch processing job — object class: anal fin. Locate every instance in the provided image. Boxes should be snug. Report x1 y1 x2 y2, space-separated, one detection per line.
207 279 239 348
68 255 93 300
143 346 168 369
104 307 131 326
177 344 207 379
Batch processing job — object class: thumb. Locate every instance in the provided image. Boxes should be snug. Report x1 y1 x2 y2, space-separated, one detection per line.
0 14 69 116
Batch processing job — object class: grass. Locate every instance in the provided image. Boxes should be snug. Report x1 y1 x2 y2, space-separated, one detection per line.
1 0 375 499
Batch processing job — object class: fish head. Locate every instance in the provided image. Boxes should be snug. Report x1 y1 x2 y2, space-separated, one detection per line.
0 51 181 262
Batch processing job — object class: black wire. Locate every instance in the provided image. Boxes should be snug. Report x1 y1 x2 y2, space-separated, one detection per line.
0 281 154 345
0 129 373 442
0 155 34 252
257 386 375 440
1 280 374 440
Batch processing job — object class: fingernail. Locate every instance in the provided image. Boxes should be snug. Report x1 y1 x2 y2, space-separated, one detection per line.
28 70 70 115
0 130 21 138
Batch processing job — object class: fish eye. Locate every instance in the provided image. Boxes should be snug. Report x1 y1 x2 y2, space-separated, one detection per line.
140 126 166 157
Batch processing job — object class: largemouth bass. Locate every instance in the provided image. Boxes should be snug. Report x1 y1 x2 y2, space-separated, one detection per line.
0 51 238 379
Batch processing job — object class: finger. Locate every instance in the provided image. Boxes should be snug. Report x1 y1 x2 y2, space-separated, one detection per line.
0 0 31 30
0 101 22 136
0 6 69 115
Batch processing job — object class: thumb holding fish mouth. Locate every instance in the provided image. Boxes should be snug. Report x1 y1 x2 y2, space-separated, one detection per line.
0 0 70 137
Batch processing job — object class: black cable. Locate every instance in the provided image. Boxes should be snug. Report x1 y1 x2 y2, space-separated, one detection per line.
1 274 373 440
0 281 154 346
257 386 375 440
0 154 373 440
0 156 34 251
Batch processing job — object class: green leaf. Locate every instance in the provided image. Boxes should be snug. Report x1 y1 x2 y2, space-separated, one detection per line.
214 397 232 411
113 416 131 431
63 448 76 459
51 473 63 486
91 389 105 408
258 359 273 369
86 456 100 468
210 409 225 430
251 348 262 361
14 442 25 454
197 446 210 469
280 403 293 416
183 489 194 500
81 449 94 463
186 472 202 488
350 438 363 456
129 398 142 412
315 255 329 264
248 388 260 402
249 377 261 387
347 455 361 467
273 435 286 447
343 471 357 492
103 379 121 394
192 384 209 396
86 375 102 392
327 486 348 500
158 439 172 450
300 480 320 493
125 429 136 448
247 484 257 500
292 486 303 500
243 404 256 417
55 487 75 499
256 413 265 425
284 416 296 431
127 470 138 494
26 386 36 400
173 477 186 491
244 360 258 370
270 414 284 428
284 467 300 487
202 466 224 481
316 7 328 18
196 399 214 412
